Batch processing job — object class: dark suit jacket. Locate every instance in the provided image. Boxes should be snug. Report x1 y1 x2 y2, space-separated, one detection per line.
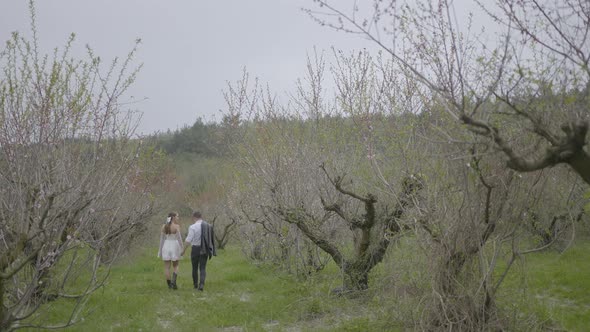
200 222 216 259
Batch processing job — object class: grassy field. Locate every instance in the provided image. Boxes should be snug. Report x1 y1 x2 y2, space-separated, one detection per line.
498 241 590 331
29 246 397 332
21 240 590 331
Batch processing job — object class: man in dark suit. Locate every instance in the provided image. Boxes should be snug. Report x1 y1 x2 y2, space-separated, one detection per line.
182 211 216 290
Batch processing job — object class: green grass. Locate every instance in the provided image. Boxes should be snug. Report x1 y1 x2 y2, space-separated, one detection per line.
24 246 398 332
498 241 590 331
19 240 590 331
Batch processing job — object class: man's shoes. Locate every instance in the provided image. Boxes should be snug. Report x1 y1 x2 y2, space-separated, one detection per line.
198 285 204 291
166 280 172 289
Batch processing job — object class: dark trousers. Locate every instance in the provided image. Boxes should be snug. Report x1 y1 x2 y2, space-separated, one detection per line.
191 246 208 288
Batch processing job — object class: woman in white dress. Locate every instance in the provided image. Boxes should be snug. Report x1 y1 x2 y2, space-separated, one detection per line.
158 212 183 289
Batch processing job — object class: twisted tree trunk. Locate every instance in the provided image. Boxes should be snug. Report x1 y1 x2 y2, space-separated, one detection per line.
277 170 422 292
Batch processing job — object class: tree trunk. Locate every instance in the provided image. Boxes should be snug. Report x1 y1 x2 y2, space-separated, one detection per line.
568 149 590 185
0 277 4 330
0 276 9 332
342 262 369 291
433 250 498 329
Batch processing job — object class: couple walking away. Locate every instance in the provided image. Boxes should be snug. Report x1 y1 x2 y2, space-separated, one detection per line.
157 211 216 290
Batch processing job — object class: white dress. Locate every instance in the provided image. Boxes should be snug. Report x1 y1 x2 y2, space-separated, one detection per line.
158 231 183 261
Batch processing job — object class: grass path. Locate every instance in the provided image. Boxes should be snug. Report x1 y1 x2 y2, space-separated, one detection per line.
66 247 313 331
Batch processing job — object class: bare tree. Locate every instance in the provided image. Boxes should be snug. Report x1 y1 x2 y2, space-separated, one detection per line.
414 147 515 329
301 1 589 327
211 216 237 250
221 147 332 275
397 108 587 329
0 2 160 330
306 0 590 184
222 50 424 290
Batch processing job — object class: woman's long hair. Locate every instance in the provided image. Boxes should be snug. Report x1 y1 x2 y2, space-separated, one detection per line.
164 212 178 234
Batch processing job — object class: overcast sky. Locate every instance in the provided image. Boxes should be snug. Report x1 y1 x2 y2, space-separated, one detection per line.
1 1 492 135
0 0 383 134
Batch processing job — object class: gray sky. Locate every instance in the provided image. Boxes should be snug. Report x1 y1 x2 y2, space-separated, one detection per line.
1 0 379 134
1 1 494 135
